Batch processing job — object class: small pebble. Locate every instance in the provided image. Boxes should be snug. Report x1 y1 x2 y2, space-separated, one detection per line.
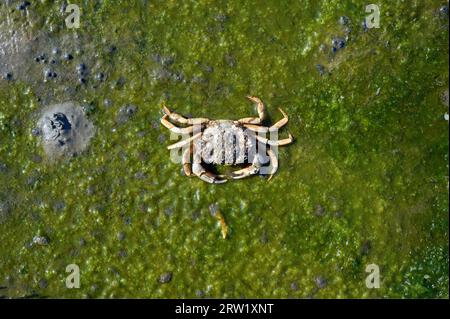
158 272 173 284
290 281 299 291
32 235 49 246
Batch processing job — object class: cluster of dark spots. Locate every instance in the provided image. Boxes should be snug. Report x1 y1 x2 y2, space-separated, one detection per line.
44 69 57 80
331 37 346 53
158 272 173 284
0 163 7 173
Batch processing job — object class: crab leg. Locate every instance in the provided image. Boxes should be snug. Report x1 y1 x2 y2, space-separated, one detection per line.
254 133 294 146
163 105 209 125
167 132 202 150
266 148 279 181
243 108 289 133
161 115 195 134
182 146 193 176
238 96 266 124
192 163 228 184
230 155 262 179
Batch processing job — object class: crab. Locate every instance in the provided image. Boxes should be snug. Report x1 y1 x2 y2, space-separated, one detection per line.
160 96 293 184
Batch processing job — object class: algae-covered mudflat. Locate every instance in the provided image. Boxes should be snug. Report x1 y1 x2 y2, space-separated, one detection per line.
0 0 448 298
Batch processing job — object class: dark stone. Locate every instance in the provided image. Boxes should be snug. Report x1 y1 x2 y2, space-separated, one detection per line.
439 5 448 16
158 272 173 284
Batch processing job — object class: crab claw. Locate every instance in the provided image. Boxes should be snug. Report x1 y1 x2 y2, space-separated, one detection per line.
192 163 227 184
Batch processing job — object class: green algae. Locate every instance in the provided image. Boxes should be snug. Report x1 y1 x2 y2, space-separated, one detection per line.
0 0 448 298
